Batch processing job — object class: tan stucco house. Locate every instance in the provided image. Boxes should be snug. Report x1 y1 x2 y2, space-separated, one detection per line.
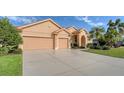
17 19 89 50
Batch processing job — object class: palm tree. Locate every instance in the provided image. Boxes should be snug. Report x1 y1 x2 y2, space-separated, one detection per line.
107 18 124 35
105 29 121 47
107 19 120 31
90 26 105 39
106 19 122 47
118 23 124 35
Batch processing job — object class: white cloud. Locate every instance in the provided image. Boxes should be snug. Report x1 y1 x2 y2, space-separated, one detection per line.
5 16 37 24
82 16 91 23
75 16 104 26
7 16 18 21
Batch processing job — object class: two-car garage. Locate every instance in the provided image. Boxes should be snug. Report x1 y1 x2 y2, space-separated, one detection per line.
18 19 70 50
23 37 54 50
23 37 69 50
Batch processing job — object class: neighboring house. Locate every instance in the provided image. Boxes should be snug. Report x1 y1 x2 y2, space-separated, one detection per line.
17 19 88 50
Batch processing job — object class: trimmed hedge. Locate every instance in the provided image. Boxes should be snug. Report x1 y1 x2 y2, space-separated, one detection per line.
102 45 110 50
13 48 22 54
0 46 22 56
0 47 9 55
87 43 110 50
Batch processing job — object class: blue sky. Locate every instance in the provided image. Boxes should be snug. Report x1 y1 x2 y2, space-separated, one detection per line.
0 16 124 31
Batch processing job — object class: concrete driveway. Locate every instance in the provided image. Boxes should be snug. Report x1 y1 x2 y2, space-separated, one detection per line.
23 49 124 76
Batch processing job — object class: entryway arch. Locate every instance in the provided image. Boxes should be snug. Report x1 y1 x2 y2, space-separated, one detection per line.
81 35 86 48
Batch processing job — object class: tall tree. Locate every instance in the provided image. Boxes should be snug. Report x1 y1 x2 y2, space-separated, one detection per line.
107 19 120 31
106 19 122 47
118 23 124 35
90 26 105 39
0 17 22 51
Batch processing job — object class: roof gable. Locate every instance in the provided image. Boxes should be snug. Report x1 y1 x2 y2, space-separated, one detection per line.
17 18 62 30
79 28 88 34
66 26 79 34
66 26 78 31
53 28 71 35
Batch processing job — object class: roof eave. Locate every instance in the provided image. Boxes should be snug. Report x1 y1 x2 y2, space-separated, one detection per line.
17 18 62 30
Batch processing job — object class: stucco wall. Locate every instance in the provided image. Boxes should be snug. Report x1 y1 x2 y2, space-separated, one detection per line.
58 31 69 38
22 21 60 37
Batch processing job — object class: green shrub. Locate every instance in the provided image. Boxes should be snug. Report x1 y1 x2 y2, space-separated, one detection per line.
89 45 94 49
12 48 22 54
88 43 102 50
87 43 95 49
102 45 110 50
7 45 18 53
87 42 111 50
87 43 93 48
0 47 9 55
94 45 102 49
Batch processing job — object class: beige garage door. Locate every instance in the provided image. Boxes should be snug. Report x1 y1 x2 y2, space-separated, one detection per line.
23 36 53 50
59 38 68 49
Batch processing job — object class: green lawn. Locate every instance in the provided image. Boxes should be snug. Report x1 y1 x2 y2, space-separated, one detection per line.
0 54 22 76
84 47 124 58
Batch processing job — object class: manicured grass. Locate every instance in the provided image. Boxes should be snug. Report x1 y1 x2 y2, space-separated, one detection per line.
0 54 22 76
84 47 124 58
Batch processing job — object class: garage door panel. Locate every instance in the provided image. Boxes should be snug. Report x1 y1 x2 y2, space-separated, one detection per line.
24 37 53 50
59 38 68 49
